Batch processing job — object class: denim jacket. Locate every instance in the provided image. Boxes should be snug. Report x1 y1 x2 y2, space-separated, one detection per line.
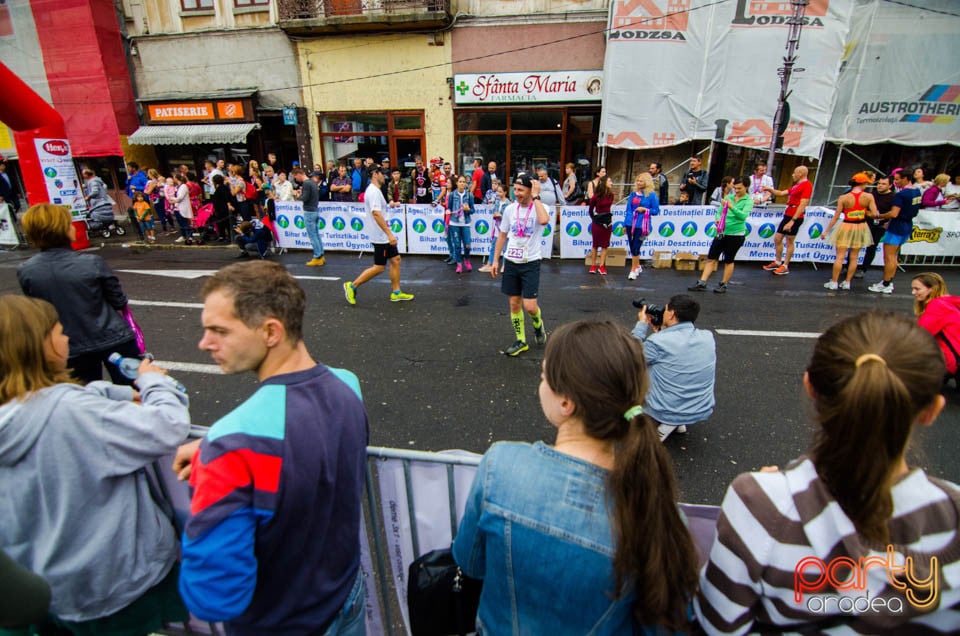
631 321 716 426
453 441 653 635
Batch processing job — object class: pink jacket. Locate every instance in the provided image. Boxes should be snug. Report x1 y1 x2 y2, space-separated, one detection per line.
918 295 960 375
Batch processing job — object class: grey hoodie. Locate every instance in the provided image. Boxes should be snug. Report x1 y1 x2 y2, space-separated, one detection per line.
0 373 190 622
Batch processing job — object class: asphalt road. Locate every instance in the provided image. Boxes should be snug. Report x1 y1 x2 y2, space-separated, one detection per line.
2 242 958 505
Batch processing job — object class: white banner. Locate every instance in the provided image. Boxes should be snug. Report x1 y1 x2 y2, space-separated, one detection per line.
453 70 603 104
901 209 960 257
0 203 18 246
274 201 407 253
406 204 552 259
827 0 960 147
600 0 854 158
34 138 86 219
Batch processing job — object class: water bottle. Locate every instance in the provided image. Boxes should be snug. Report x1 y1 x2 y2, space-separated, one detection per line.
107 352 186 393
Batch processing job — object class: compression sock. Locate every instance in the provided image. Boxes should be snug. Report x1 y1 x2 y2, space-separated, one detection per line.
531 309 543 330
511 311 526 343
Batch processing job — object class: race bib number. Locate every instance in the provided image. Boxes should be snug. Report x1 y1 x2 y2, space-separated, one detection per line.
416 187 426 197
506 246 526 262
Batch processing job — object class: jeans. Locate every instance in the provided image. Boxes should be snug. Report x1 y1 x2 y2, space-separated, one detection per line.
323 571 366 636
174 212 192 239
153 199 170 230
304 209 324 258
448 225 471 264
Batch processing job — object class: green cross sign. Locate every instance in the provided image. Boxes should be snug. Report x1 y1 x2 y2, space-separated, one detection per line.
455 80 470 96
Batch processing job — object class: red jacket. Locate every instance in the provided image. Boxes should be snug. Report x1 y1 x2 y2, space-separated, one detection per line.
918 295 960 374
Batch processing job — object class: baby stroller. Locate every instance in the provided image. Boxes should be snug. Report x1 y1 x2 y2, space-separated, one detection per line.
85 205 126 238
192 203 219 244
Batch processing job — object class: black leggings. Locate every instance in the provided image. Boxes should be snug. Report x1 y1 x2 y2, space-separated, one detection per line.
67 339 141 385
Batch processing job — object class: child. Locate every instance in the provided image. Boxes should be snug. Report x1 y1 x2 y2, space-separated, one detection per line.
163 177 177 222
480 182 509 273
132 191 156 243
446 175 472 273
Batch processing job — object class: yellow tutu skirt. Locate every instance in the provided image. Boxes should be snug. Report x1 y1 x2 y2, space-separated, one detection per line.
828 222 873 249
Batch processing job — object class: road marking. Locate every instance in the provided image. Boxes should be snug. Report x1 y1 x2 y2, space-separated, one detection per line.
118 269 340 282
129 300 205 309
156 361 223 375
715 329 820 339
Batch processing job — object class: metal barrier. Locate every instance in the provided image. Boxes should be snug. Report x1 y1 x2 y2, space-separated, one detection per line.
154 436 719 635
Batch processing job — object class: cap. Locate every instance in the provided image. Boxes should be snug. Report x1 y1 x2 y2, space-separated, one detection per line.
514 173 534 188
310 170 324 178
851 172 872 185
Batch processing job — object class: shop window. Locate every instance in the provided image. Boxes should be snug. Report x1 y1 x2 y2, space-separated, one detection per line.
511 110 562 131
456 111 507 131
319 111 424 168
181 0 214 11
393 115 422 130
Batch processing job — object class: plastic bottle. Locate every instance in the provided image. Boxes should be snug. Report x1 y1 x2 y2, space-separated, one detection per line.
107 352 186 392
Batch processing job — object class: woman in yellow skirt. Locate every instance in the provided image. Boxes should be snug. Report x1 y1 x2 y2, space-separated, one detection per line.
823 172 878 290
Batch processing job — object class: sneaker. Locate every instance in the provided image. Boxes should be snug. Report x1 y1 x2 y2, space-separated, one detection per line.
456 263 463 274
853 270 864 279
174 236 185 243
589 266 597 274
773 264 789 275
762 261 781 271
444 258 456 265
390 290 415 302
713 283 727 294
657 424 690 442
688 281 707 292
533 324 547 345
636 264 643 275
464 261 472 272
306 256 326 267
627 269 638 280
598 266 607 275
343 281 357 305
868 281 893 294
823 280 839 290
479 264 493 273
839 281 851 291
503 340 529 356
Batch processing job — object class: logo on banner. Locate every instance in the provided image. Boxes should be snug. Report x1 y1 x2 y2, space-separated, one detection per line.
809 223 824 239
332 216 346 231
277 215 289 229
432 219 446 234
731 0 827 28
566 221 583 237
294 215 305 230
910 227 943 244
475 220 490 235
727 119 803 149
317 217 326 230
659 222 675 237
759 223 776 239
543 225 552 237
681 222 698 237
609 0 689 41
858 86 960 125
351 218 364 232
44 167 57 178
389 218 403 233
42 140 69 156
412 218 427 234
705 222 717 238
613 222 625 237
745 222 753 236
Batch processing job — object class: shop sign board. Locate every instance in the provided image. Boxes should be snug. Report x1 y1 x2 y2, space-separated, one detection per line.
144 98 255 124
453 71 603 104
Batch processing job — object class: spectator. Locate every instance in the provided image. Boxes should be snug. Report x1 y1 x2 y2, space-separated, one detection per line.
145 169 171 233
454 320 699 634
293 168 324 267
228 165 250 222
211 173 235 242
763 165 812 276
379 158 392 199
132 190 156 243
0 160 21 219
481 160 497 203
860 174 894 276
748 162 773 207
410 155 432 204
172 173 194 245
709 176 734 207
234 220 271 259
678 156 708 205
0 294 190 635
446 175 473 273
247 162 263 218
913 166 932 193
649 162 669 205
470 158 484 203
537 166 566 208
921 173 951 209
325 160 338 199
17 204 140 384
822 173 878 290
480 181 509 273
689 176 753 294
624 172 660 280
587 176 614 275
81 167 115 229
632 294 716 441
124 161 148 199
696 311 959 633
912 272 960 379
942 173 960 210
387 167 410 208
330 164 353 203
869 170 921 294
562 162 580 204
173 262 368 634
586 166 607 200
273 171 294 202
350 157 368 201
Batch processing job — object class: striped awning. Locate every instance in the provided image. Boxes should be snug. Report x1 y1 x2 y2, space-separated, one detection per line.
126 123 260 146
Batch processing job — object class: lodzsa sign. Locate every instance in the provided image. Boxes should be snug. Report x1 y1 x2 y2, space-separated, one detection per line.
454 71 603 104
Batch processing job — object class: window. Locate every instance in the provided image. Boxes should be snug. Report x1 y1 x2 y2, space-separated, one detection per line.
235 0 270 6
181 0 214 11
318 111 424 170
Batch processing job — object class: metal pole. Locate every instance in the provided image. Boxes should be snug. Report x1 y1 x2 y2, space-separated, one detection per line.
766 0 809 177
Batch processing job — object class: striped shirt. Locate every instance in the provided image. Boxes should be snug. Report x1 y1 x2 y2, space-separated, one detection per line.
695 456 960 634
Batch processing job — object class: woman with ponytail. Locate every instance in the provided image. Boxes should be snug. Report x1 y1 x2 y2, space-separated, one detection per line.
453 320 699 634
696 311 960 634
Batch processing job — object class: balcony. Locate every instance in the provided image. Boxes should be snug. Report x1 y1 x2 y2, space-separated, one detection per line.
277 0 452 35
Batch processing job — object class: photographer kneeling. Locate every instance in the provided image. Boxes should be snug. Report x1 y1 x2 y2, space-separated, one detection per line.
631 295 717 441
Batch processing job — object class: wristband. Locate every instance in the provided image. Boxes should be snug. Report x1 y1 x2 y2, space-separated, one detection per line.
533 196 541 201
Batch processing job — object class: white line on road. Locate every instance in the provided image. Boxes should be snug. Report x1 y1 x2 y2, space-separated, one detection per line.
715 329 820 339
156 361 223 374
128 300 205 309
118 269 340 282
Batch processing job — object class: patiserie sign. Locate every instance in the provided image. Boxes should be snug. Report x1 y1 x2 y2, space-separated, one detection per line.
145 99 254 124
454 71 603 104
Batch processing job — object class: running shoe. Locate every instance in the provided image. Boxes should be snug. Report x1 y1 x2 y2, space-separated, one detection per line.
306 256 325 267
853 270 864 279
762 261 781 271
534 325 547 345
598 266 608 275
390 290 415 302
589 266 597 274
839 281 851 291
688 281 707 292
868 281 893 294
503 340 529 356
479 264 493 273
823 280 839 290
456 264 462 274
773 264 790 275
713 282 727 294
465 260 472 272
343 281 356 305
627 269 638 280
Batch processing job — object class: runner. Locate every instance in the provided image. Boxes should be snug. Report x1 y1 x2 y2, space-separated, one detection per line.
343 166 414 305
491 173 551 356
762 166 811 276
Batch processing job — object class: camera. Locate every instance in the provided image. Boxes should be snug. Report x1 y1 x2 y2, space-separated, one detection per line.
633 298 664 327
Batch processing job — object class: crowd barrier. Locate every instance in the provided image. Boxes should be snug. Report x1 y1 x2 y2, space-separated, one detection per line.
149 428 720 636
272 201 960 266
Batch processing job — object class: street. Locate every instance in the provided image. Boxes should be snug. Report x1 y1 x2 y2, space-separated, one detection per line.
2 243 958 505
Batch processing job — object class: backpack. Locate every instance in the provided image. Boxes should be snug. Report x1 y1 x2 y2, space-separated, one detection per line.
244 180 257 201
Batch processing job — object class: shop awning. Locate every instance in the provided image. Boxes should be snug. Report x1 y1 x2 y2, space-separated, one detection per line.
126 123 260 146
